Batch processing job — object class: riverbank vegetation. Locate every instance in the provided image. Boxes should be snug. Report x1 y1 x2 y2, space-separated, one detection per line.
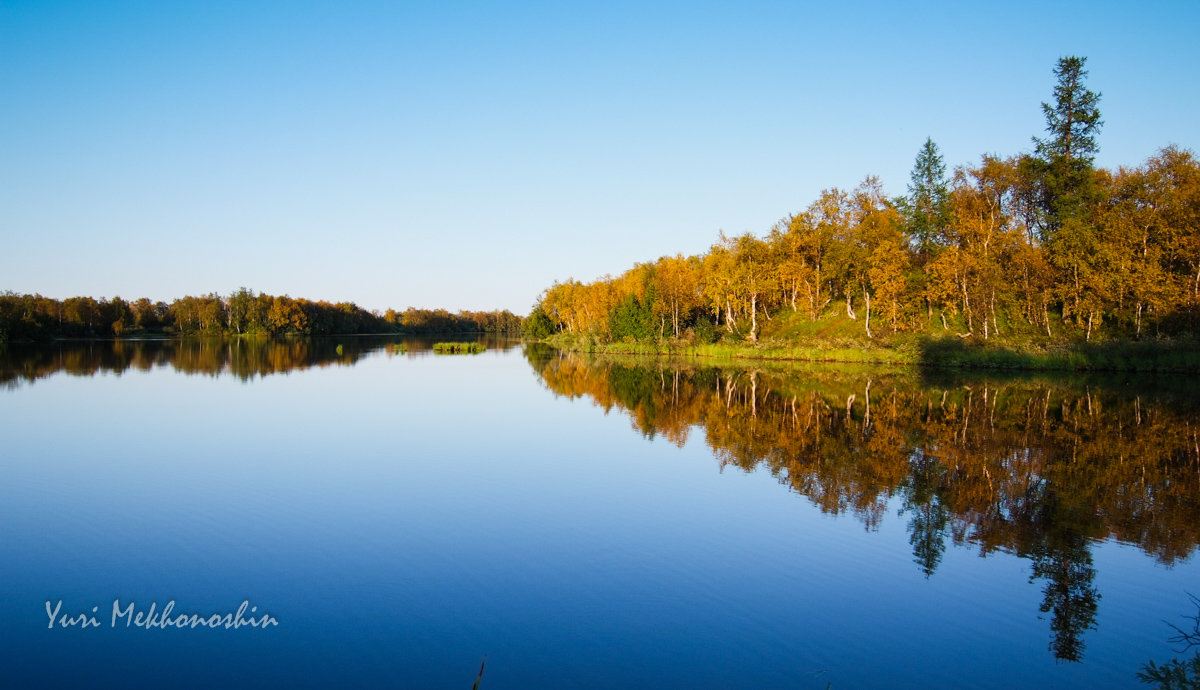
527 57 1200 367
0 287 522 341
542 312 1200 372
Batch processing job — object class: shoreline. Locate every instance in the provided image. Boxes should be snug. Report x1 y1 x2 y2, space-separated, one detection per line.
540 333 1200 374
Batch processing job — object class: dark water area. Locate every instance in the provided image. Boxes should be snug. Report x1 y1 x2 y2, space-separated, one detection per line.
2 339 1198 688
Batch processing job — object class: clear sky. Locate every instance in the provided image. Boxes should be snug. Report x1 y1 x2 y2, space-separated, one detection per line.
2 1 1197 314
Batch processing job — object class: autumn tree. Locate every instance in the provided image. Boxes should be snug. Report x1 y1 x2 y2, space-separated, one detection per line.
702 238 739 333
844 177 903 337
1100 165 1172 336
805 188 859 321
730 233 775 342
655 254 701 338
1149 147 1200 319
773 202 837 320
947 157 1024 338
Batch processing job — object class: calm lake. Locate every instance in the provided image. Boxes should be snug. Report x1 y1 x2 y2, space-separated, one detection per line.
2 337 1198 688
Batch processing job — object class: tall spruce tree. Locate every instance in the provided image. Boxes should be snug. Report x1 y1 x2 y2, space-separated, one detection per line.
1032 56 1105 333
1033 56 1103 236
906 137 950 265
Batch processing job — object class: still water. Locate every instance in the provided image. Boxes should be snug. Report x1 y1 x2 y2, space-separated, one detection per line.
2 338 1198 688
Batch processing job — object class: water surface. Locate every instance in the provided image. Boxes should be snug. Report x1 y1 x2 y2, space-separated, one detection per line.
2 338 1197 688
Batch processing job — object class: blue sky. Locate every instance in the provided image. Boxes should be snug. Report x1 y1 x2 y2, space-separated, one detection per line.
2 1 1197 314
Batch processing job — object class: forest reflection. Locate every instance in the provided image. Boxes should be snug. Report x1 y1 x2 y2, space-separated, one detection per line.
0 336 513 388
525 345 1200 663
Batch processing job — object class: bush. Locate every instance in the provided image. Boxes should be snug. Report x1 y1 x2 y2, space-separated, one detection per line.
523 307 555 339
609 292 656 341
692 317 717 344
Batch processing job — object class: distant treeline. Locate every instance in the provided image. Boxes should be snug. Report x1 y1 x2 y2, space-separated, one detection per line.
0 287 523 340
528 57 1200 344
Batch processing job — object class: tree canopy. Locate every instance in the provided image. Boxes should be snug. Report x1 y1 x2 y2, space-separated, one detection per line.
530 57 1199 345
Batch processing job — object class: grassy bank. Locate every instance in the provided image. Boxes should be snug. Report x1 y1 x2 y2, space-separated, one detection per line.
542 310 1200 373
915 337 1200 373
545 332 914 365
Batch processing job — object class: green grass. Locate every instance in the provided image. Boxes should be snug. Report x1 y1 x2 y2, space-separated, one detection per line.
916 337 1200 373
543 308 1200 373
432 341 486 354
544 331 910 364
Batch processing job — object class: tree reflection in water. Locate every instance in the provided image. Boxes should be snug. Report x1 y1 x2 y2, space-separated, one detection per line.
524 345 1200 662
0 336 509 387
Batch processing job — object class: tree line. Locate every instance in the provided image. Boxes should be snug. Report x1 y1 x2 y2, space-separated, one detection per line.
0 287 522 340
528 57 1200 344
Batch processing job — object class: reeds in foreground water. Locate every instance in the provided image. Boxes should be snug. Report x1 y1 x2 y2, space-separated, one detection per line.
433 342 486 354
